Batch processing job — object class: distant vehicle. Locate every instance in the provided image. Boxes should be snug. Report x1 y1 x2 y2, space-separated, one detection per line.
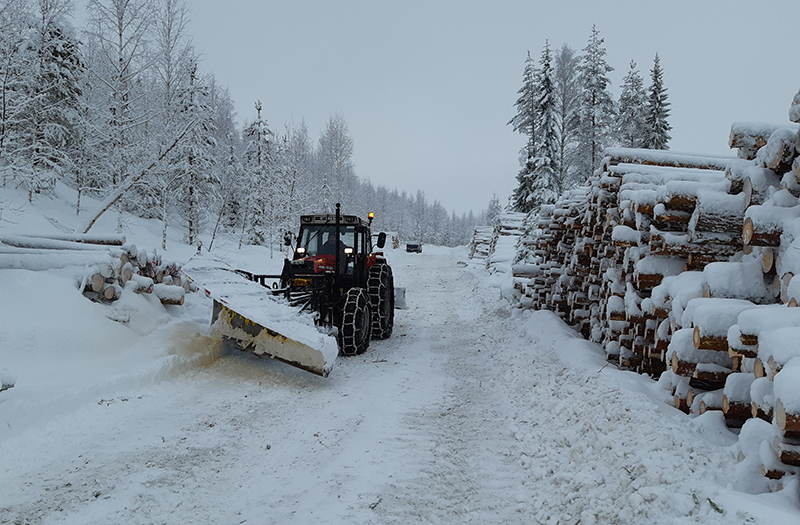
406 243 422 253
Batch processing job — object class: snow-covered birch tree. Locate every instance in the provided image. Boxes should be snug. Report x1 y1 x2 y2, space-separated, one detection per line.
84 0 155 229
553 43 581 192
171 62 217 247
316 113 356 211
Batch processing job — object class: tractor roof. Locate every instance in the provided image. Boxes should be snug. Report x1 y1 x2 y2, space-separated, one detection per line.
300 214 371 227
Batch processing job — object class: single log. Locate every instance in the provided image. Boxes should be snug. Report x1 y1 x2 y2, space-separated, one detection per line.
742 205 800 247
693 366 732 387
692 326 728 351
0 235 124 254
690 194 746 230
90 272 106 293
22 233 126 246
153 283 185 306
753 358 767 379
728 122 781 160
606 147 731 171
722 395 752 428
756 126 799 173
779 444 800 467
102 283 122 301
742 217 781 247
776 398 800 436
698 391 724 415
761 466 787 480
752 401 773 422
671 353 696 377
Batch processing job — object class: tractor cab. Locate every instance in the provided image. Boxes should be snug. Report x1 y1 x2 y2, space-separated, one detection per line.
288 211 383 290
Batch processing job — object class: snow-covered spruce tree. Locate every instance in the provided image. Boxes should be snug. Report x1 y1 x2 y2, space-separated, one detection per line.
642 53 671 150
509 50 540 213
509 51 540 170
19 0 84 198
0 0 35 188
576 25 616 178
486 193 502 227
240 101 275 247
553 43 581 193
171 62 218 248
316 113 356 211
616 60 647 148
530 41 559 208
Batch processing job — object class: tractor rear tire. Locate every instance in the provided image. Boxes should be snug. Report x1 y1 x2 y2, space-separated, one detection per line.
339 287 372 356
368 263 394 339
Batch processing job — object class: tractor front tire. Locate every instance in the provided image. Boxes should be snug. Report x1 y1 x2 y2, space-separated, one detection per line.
339 287 372 356
368 263 394 339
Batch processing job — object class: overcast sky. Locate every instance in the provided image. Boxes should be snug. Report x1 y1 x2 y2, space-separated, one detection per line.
78 0 800 215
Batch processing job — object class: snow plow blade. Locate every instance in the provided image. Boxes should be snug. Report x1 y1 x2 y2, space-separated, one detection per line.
184 255 338 377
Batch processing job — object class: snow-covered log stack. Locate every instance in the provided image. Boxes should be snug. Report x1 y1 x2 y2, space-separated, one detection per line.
468 226 495 260
512 91 800 479
0 233 187 306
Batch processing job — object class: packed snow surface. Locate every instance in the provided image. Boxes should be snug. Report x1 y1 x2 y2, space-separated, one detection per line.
2 183 800 523
2 246 800 523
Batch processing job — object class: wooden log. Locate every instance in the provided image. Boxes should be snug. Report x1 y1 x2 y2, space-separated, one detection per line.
692 364 733 389
606 147 731 171
750 376 774 421
102 283 122 301
671 353 696 377
0 235 125 254
689 191 746 236
779 443 800 467
693 326 728 351
756 126 799 173
742 217 780 247
722 396 752 428
728 122 782 160
698 391 724 415
742 205 800 247
674 377 691 413
153 283 185 306
21 233 126 246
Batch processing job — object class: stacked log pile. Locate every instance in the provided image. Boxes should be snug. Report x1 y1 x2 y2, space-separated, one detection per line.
514 109 800 478
468 226 496 260
487 211 526 276
0 233 188 307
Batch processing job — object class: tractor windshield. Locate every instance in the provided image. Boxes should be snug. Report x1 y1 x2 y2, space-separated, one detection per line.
298 225 356 257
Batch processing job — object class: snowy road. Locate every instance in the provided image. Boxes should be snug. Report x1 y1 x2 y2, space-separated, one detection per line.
2 247 800 524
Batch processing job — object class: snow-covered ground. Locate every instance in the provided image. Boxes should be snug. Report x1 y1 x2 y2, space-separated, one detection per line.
2 186 800 524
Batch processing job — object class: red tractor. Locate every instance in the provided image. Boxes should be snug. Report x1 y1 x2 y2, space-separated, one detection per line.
275 204 394 356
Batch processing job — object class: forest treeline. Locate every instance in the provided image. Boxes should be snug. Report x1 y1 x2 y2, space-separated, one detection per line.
508 25 672 214
0 0 482 250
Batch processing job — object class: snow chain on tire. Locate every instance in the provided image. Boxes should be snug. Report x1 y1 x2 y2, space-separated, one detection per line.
339 287 372 356
368 262 394 339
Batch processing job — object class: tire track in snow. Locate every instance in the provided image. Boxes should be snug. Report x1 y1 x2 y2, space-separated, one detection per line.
373 251 757 525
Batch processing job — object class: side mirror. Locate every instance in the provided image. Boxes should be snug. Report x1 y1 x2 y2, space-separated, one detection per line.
376 232 386 249
283 233 293 247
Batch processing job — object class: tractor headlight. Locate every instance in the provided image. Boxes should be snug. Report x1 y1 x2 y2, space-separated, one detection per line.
296 247 306 255
344 247 353 255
